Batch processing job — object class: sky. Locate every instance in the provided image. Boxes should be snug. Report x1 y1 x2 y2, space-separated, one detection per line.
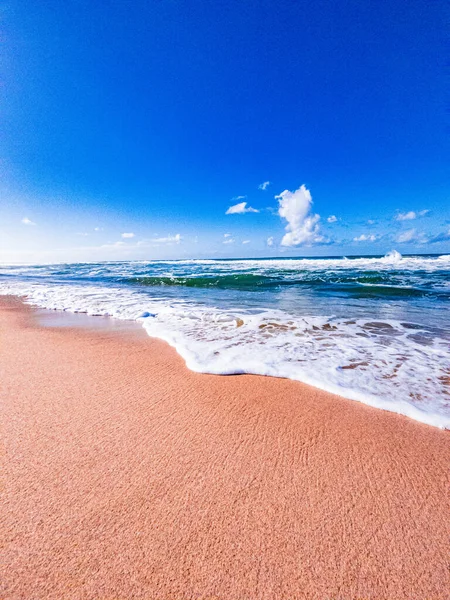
0 0 448 262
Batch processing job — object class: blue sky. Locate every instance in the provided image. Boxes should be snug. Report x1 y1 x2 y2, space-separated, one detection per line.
0 0 448 262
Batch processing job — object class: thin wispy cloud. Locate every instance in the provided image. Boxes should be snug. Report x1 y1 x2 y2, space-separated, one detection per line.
121 232 135 238
395 209 429 221
21 217 36 226
100 241 126 248
266 236 274 247
428 228 450 244
276 185 323 246
222 233 235 244
242 240 250 244
231 195 247 201
226 201 259 214
353 234 378 242
153 234 182 244
395 229 428 244
134 234 183 247
396 229 417 243
258 181 271 190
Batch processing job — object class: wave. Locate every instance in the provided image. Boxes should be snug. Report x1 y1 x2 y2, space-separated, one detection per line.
120 274 450 299
124 273 273 289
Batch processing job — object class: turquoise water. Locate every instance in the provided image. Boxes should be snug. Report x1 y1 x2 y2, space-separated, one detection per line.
1 251 449 428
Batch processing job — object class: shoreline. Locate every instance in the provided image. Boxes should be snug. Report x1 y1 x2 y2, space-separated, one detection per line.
1 296 449 599
4 292 448 430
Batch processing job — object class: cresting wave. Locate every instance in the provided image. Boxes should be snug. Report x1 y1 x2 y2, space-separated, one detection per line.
1 252 449 429
121 273 450 298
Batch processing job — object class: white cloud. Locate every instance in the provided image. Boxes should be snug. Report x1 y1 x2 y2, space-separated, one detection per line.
153 234 182 244
134 234 182 247
242 240 250 244
266 236 274 247
327 215 337 223
396 211 416 221
353 234 378 242
367 219 376 225
258 181 271 190
232 195 247 201
396 229 428 244
276 185 323 246
222 233 234 244
396 229 417 243
94 227 103 231
121 232 135 238
395 209 429 221
76 232 89 237
21 217 36 226
226 201 259 214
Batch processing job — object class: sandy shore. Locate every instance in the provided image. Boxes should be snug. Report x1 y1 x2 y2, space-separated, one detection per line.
1 296 448 599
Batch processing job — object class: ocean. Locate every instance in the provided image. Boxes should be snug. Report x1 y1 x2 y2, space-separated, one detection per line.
1 250 449 429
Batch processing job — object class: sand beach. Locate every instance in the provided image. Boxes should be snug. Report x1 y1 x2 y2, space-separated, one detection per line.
1 296 449 599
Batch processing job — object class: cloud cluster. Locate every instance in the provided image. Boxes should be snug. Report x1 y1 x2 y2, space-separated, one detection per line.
226 201 259 215
395 227 450 245
276 185 323 246
353 234 378 242
395 209 429 221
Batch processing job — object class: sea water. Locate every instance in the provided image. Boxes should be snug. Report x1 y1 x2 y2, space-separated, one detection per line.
1 251 449 428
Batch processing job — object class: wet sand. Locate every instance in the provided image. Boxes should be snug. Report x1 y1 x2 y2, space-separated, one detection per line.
1 296 448 599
